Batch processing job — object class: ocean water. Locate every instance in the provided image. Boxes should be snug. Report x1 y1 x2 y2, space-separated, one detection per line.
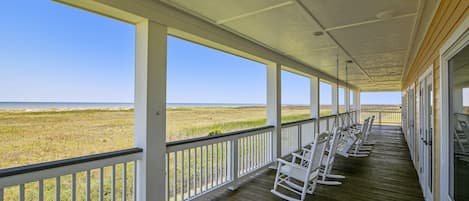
0 102 267 111
0 102 134 111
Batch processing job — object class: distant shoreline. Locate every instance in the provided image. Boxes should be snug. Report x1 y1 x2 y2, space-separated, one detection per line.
0 102 401 111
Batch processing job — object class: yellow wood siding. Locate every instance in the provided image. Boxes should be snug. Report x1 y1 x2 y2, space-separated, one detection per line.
401 0 468 200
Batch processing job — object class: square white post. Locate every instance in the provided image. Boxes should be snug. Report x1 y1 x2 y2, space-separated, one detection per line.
345 88 350 112
310 76 320 135
267 63 281 160
354 89 361 123
134 20 167 201
332 84 338 115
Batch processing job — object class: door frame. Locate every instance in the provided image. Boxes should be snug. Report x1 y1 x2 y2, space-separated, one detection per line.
409 83 416 162
418 66 433 201
439 16 469 201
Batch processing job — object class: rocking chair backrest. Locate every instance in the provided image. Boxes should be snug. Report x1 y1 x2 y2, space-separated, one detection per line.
308 132 329 172
361 117 370 134
325 127 341 161
363 116 375 141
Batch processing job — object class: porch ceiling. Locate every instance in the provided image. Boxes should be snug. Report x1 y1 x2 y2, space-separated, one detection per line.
160 0 430 91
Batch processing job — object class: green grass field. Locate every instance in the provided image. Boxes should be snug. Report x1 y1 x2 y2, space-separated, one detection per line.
0 106 329 201
0 106 333 169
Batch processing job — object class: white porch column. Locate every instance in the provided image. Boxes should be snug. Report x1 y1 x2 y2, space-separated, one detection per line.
345 88 350 112
134 20 167 201
332 84 338 115
267 63 282 160
354 89 361 123
310 76 320 135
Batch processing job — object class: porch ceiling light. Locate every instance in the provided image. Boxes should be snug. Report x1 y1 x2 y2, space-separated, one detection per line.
376 10 394 20
313 31 324 36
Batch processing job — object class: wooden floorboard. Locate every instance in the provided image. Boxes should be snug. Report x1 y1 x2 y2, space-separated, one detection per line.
207 125 424 201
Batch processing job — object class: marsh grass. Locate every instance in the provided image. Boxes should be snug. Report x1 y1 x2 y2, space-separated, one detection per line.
0 106 329 200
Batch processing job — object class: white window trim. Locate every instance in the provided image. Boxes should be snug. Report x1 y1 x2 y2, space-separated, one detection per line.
439 16 469 201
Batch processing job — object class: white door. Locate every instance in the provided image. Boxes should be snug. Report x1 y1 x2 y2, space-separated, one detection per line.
419 71 433 201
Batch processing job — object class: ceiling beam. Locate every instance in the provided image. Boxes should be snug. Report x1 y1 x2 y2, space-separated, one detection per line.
401 0 426 82
293 0 375 83
324 12 417 32
216 1 294 25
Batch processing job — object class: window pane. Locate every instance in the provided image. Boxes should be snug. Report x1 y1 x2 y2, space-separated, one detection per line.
0 1 135 169
167 36 266 142
320 82 332 116
281 71 310 123
449 44 469 200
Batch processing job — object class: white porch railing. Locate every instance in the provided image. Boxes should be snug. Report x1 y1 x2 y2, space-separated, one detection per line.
0 111 360 201
165 126 274 201
280 118 316 156
0 148 143 201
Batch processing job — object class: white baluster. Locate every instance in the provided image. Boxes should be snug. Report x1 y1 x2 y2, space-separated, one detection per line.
56 177 60 201
38 180 44 201
123 163 127 201
71 173 76 201
86 170 91 201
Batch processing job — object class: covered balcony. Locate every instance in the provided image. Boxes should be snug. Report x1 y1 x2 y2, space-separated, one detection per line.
0 0 467 201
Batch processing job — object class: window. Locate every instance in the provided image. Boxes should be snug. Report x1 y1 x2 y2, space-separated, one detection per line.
448 44 469 200
166 36 266 141
281 71 310 123
0 1 135 169
350 90 355 110
320 82 332 116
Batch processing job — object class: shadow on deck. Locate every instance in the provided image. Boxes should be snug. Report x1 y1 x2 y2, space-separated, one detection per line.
207 125 424 201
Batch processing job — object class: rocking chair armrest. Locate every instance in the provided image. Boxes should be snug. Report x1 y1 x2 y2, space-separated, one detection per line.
276 158 307 170
292 153 308 161
301 148 312 153
276 158 292 165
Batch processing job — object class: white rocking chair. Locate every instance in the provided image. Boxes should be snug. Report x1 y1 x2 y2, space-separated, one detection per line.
271 132 329 201
317 127 346 185
348 117 372 157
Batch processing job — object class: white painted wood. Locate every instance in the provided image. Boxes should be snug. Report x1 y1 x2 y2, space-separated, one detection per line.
439 16 469 201
133 161 137 201
99 168 104 201
86 170 91 201
123 163 127 201
112 165 116 201
355 90 361 123
173 153 177 201
345 88 350 112
267 63 282 161
134 20 168 201
0 153 141 189
56 177 60 201
271 132 329 201
181 149 185 200
72 173 76 201
38 180 44 201
311 76 320 138
19 184 24 201
332 84 338 115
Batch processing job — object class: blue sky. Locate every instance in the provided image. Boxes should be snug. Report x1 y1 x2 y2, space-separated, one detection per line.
0 1 403 105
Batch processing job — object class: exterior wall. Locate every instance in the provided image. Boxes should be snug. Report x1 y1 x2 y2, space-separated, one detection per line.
401 0 468 200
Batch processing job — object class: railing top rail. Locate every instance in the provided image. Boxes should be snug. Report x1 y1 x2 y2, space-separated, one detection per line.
280 118 316 127
0 148 143 178
166 125 275 147
319 114 337 118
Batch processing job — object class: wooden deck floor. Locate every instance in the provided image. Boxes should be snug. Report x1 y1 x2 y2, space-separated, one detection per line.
207 125 424 201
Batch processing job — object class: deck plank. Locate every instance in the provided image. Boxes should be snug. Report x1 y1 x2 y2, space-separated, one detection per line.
207 125 424 201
